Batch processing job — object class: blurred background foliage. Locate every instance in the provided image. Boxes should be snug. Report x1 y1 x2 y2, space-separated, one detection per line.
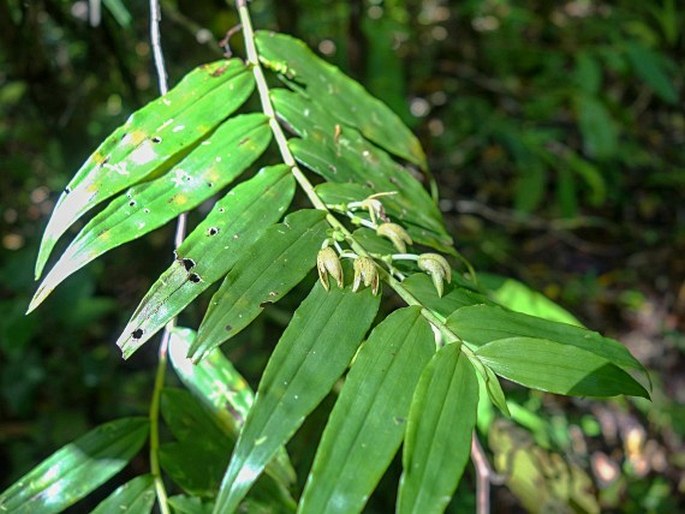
1 0 683 512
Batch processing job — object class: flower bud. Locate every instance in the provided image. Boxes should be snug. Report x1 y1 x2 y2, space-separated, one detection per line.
376 222 413 253
352 256 380 295
417 253 452 297
317 247 344 291
360 197 387 225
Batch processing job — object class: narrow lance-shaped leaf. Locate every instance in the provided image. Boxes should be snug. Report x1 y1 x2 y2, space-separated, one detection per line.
0 417 149 514
213 280 381 513
271 89 453 254
401 273 493 318
446 304 648 383
255 31 426 169
299 307 435 514
29 114 271 314
191 209 329 360
91 475 155 514
475 337 649 398
36 59 253 278
397 344 479 514
116 165 294 358
168 327 296 488
159 388 236 496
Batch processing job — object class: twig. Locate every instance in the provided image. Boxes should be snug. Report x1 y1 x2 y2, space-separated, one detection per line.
471 433 507 514
148 1 186 513
219 23 244 57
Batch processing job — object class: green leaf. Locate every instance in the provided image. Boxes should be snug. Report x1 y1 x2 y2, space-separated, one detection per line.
299 307 435 514
446 304 647 379
168 327 296 488
397 344 479 514
271 89 453 254
35 59 253 278
475 337 649 398
190 209 328 360
576 95 618 159
116 165 294 358
160 388 234 496
0 417 149 514
255 31 426 169
168 495 214 514
213 280 381 513
625 42 678 104
30 113 272 313
402 273 493 318
478 273 581 326
91 475 155 514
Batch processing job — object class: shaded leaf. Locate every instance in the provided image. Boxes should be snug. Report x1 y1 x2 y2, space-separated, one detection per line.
625 42 678 104
299 307 435 514
475 337 649 398
0 417 149 514
576 95 618 159
91 475 155 514
35 59 253 278
191 209 328 360
446 304 647 380
30 114 271 313
160 388 233 497
116 165 294 357
397 344 479 514
255 31 426 168
271 89 453 253
213 281 381 513
168 327 296 488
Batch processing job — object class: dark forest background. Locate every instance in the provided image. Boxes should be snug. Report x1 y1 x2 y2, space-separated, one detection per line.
1 0 683 511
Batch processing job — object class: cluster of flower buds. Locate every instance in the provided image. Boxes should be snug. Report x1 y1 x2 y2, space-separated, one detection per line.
317 193 454 298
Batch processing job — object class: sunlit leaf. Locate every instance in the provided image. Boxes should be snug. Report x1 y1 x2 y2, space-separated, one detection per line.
0 417 149 514
271 89 453 253
191 209 328 360
91 475 155 514
397 344 478 514
446 304 647 380
168 495 214 514
475 337 649 398
35 59 253 278
116 165 294 357
213 281 381 513
299 307 434 514
478 273 581 325
489 420 601 514
255 31 426 168
402 273 492 318
168 327 296 488
30 113 272 313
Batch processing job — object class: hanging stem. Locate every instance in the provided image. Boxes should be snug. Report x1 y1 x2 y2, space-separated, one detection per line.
148 1 182 513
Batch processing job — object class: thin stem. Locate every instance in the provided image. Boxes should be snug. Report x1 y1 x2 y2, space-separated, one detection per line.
471 434 507 514
148 2 183 513
236 0 490 369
